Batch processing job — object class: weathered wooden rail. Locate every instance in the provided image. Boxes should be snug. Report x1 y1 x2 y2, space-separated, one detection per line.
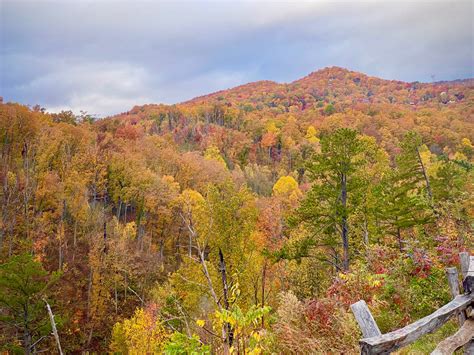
351 252 474 354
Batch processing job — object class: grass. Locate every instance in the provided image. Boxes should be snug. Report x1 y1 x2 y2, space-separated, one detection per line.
395 319 461 354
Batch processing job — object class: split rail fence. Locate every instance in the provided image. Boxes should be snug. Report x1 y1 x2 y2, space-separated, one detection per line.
351 251 474 354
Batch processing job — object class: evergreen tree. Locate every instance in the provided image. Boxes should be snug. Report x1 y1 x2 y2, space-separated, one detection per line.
397 132 434 205
0 254 60 354
373 132 434 250
295 128 373 271
374 171 433 251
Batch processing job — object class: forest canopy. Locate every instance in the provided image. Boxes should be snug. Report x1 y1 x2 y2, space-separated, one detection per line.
0 67 473 353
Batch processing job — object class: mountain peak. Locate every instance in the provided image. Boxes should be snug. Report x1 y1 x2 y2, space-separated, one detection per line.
165 67 471 112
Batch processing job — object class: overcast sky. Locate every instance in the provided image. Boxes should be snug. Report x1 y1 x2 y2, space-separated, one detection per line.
1 0 473 116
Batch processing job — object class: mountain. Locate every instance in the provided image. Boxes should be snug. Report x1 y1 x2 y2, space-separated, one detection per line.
1 66 473 353
181 66 472 108
104 66 473 159
112 66 473 123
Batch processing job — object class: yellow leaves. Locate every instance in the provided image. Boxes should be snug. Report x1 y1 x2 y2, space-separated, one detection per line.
111 218 137 240
371 279 382 288
6 171 16 186
204 145 227 168
247 346 263 355
196 319 205 327
265 121 279 134
214 305 270 353
123 221 137 240
179 189 206 218
161 174 180 194
461 137 473 149
110 307 169 354
305 125 319 144
180 188 205 205
418 146 442 177
419 145 433 166
251 331 261 341
282 136 296 149
272 175 301 202
338 271 384 288
453 151 467 161
338 272 348 280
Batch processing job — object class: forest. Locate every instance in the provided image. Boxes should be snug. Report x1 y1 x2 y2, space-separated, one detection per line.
0 67 473 353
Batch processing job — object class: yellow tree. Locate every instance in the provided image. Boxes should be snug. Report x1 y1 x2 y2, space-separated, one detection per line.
171 182 261 352
110 306 169 354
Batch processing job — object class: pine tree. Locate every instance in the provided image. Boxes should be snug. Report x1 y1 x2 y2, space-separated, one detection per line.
295 128 372 271
374 132 434 250
0 254 60 354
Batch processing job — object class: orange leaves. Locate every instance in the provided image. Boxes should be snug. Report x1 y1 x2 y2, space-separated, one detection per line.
115 123 144 140
261 131 277 148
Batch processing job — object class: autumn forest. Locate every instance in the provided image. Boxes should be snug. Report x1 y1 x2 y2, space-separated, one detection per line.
1 66 473 353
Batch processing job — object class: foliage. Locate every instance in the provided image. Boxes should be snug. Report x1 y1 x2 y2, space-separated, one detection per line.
110 306 169 354
0 254 60 353
0 67 473 352
164 332 211 354
214 304 271 354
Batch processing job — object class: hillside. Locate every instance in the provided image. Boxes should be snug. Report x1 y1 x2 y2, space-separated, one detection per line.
0 67 473 353
184 66 473 108
104 66 474 162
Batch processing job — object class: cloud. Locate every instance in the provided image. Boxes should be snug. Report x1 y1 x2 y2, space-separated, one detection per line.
2 56 153 115
1 0 472 116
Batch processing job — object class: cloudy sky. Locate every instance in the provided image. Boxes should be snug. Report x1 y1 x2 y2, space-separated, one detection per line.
1 0 473 116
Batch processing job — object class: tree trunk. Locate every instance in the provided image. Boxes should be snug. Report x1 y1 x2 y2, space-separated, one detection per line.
416 147 433 202
72 220 77 262
117 199 122 220
87 267 92 320
261 261 267 327
341 173 349 271
397 226 403 252
219 248 234 347
23 304 31 355
103 221 108 254
45 299 64 355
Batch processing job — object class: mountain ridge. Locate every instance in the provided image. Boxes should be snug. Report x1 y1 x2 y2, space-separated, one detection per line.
180 66 473 107
119 66 472 119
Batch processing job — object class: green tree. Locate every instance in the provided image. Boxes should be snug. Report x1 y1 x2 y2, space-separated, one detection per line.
0 254 60 354
372 132 435 250
164 332 211 354
398 132 433 205
295 128 373 271
373 170 433 251
324 103 336 115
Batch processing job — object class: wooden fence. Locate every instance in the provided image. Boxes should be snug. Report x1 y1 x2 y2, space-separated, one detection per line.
351 252 474 354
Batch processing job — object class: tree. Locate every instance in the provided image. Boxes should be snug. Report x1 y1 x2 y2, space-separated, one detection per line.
323 103 335 115
305 126 320 144
372 132 435 250
398 131 433 205
295 128 372 271
273 175 301 200
204 145 227 168
164 332 211 354
110 306 169 353
173 181 260 352
373 170 433 251
0 254 60 354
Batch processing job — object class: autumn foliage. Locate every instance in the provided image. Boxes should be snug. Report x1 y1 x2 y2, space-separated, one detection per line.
0 67 473 353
